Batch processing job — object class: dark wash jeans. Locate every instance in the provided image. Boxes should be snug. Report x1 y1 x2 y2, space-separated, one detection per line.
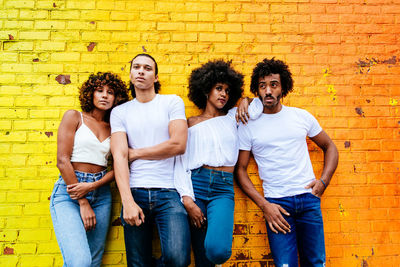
266 193 326 267
190 167 235 267
121 188 191 267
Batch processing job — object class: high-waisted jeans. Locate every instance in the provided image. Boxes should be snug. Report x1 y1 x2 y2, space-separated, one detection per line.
50 170 111 267
190 167 235 266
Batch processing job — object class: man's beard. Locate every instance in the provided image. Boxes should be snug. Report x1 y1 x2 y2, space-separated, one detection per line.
261 93 282 109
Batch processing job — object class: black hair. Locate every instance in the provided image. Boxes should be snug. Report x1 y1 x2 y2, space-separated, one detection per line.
188 60 244 113
250 58 293 97
129 53 161 98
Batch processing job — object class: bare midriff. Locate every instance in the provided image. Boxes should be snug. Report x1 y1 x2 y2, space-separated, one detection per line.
202 165 234 173
72 162 107 174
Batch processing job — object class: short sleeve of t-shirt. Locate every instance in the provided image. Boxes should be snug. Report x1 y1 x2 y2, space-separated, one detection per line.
238 123 252 151
299 109 322 138
110 105 126 134
168 95 186 121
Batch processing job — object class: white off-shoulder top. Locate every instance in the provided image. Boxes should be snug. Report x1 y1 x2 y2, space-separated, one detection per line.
174 98 263 200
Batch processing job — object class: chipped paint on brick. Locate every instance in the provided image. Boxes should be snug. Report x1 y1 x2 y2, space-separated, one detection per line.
355 107 365 117
233 224 248 235
327 85 337 103
87 42 97 52
356 56 399 74
4 247 14 255
389 98 398 106
234 252 249 260
55 74 71 85
339 204 348 217
111 218 122 226
344 141 351 148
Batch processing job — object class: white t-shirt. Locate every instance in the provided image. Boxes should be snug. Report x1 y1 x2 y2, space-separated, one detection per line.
238 105 322 198
110 94 190 193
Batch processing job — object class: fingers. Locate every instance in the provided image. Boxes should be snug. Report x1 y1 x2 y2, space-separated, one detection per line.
67 183 77 190
123 206 145 227
190 207 206 229
192 214 206 229
304 180 316 189
69 194 79 200
236 111 250 124
278 205 290 216
240 113 249 124
268 216 290 234
83 213 96 231
305 180 324 197
264 203 291 234
137 209 145 226
271 219 290 234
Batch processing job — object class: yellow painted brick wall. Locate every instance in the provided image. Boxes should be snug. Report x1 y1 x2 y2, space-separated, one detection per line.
1 0 399 266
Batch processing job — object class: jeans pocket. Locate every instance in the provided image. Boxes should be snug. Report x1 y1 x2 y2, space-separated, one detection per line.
221 173 234 186
308 192 321 201
191 167 201 176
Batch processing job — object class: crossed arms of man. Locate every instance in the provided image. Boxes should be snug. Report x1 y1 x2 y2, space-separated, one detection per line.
111 119 188 226
235 130 338 234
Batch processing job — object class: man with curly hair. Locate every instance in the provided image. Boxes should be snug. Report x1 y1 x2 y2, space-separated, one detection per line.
110 54 192 267
235 58 338 267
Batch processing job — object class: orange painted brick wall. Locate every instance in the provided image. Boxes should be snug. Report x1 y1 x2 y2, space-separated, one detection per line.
0 0 399 266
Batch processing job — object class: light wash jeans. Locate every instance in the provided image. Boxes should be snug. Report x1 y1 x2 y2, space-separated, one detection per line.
50 170 111 267
266 193 326 267
190 167 235 267
121 188 191 267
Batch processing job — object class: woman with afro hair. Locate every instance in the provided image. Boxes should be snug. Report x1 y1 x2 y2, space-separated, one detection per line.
176 60 261 266
50 72 129 266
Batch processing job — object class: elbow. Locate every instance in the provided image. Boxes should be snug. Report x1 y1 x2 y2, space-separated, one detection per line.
175 145 186 155
171 141 186 156
57 156 70 171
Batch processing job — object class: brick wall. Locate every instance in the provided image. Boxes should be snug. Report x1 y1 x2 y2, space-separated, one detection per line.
0 0 399 266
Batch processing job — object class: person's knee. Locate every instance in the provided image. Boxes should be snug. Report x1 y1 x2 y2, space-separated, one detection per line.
205 243 232 264
163 249 191 267
163 254 190 267
65 256 92 267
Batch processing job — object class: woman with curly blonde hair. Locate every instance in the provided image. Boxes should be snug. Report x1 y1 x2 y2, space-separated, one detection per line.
50 72 129 266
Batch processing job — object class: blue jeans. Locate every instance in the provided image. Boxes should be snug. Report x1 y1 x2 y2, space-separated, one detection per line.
190 167 235 266
266 193 326 267
121 188 191 267
50 170 111 267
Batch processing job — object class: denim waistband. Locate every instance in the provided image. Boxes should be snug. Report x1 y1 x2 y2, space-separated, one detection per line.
57 169 107 184
193 167 234 178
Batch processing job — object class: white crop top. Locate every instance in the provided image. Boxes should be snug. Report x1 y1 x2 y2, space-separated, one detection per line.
186 108 239 169
185 98 263 170
70 112 110 167
173 99 263 199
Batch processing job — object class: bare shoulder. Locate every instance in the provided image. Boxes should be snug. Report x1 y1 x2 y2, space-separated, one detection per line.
62 109 80 119
60 109 81 128
187 116 205 128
